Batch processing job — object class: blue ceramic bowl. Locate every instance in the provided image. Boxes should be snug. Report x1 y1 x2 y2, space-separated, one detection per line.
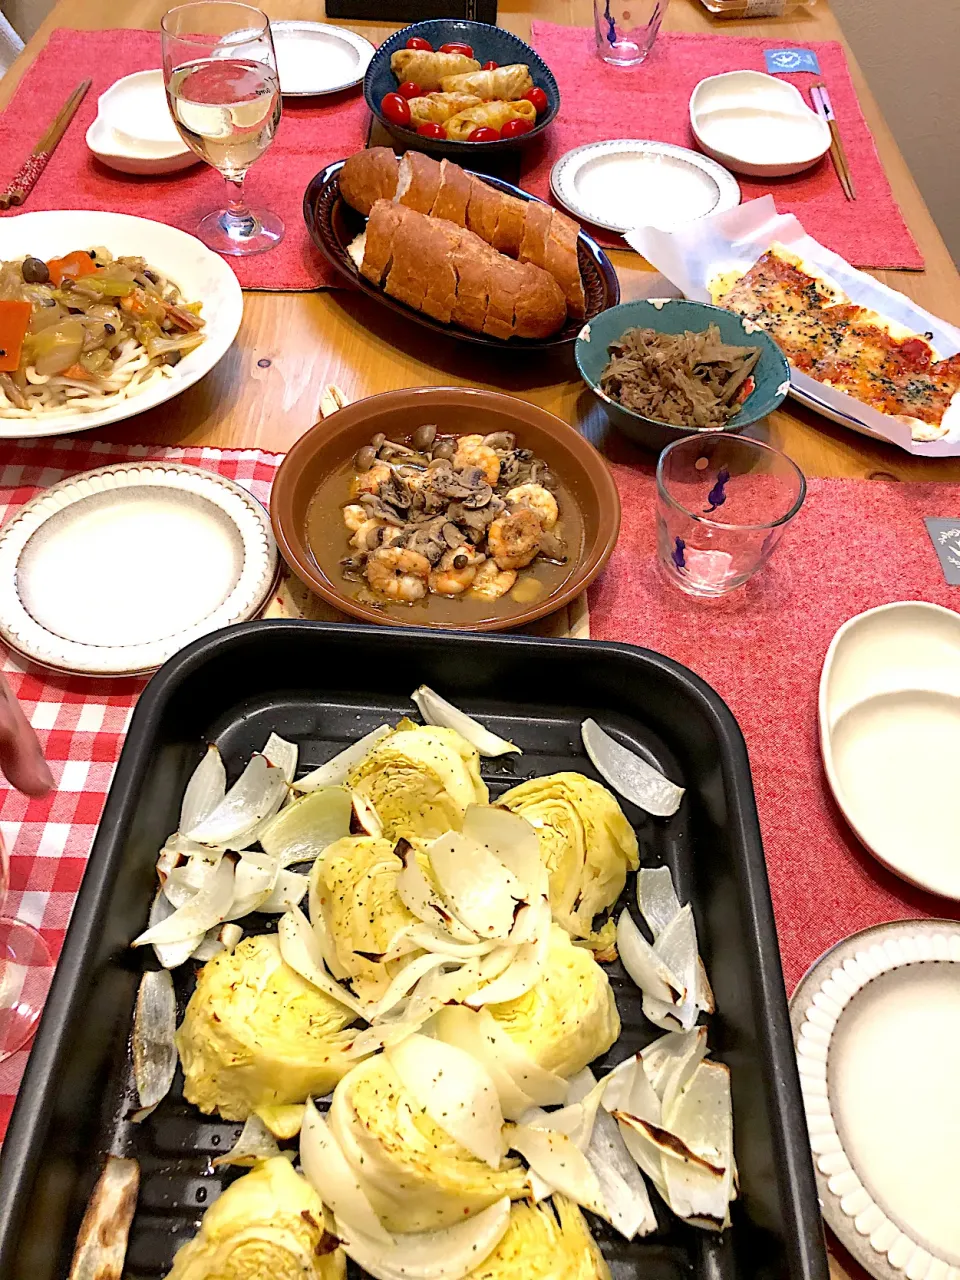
363 19 559 159
576 299 791 452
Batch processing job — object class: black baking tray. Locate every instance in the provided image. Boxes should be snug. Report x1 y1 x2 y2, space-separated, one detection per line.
0 621 827 1280
303 161 620 350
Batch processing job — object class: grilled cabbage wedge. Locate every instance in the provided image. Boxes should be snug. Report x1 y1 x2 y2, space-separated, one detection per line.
176 935 358 1121
348 721 488 840
499 772 639 948
470 1196 611 1280
165 1157 345 1280
329 1053 528 1232
312 835 419 1002
487 924 620 1077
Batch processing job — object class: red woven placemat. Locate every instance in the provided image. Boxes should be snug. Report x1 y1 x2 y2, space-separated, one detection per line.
588 448 960 992
522 23 923 270
0 436 284 1141
0 29 368 291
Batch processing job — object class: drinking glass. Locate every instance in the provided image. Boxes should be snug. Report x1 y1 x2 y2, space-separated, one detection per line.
0 828 53 1061
593 0 668 67
656 435 806 596
161 2 283 256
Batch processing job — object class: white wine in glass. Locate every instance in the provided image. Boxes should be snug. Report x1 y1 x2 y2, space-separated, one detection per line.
0 828 53 1062
162 2 283 256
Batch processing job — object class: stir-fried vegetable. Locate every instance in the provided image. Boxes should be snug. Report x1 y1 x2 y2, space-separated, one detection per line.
0 300 31 372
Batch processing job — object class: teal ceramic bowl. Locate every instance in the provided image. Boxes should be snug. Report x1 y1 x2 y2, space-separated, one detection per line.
575 298 791 452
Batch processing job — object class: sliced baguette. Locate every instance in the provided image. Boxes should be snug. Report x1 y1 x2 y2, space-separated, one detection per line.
339 148 400 217
394 150 442 215
543 212 586 319
431 158 473 224
360 202 566 340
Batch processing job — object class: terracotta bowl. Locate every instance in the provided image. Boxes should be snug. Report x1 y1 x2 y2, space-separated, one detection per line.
271 387 621 632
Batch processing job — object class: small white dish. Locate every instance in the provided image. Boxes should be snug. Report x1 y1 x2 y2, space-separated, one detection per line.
791 920 960 1280
86 70 199 175
270 21 374 96
690 71 831 179
550 140 740 236
0 463 278 677
0 210 242 439
819 601 960 900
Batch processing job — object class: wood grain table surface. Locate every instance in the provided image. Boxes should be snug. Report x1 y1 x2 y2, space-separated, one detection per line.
3 0 960 486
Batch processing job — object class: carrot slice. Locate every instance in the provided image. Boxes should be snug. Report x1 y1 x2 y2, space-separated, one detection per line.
47 250 98 287
62 363 93 382
0 300 32 372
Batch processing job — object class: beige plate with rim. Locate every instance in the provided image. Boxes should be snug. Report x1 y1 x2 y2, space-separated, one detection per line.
790 920 960 1280
0 463 279 677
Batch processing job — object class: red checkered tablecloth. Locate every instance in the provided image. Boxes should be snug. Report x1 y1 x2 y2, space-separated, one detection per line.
0 436 284 1141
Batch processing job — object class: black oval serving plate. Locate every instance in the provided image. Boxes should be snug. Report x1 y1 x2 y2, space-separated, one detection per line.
303 160 620 351
363 18 559 160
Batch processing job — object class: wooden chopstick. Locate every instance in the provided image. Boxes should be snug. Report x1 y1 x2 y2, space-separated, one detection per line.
811 83 856 202
0 79 91 210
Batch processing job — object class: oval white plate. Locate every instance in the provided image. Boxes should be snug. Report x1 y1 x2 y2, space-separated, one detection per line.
0 210 242 439
0 463 278 676
791 920 960 1280
550 139 740 235
690 71 831 178
819 601 960 900
272 21 374 96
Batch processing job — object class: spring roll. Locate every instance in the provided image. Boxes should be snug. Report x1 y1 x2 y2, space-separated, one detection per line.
408 92 482 126
390 49 480 92
445 99 537 142
440 63 534 101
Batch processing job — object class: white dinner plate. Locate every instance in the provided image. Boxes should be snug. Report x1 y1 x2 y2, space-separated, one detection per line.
0 463 279 676
0 210 242 439
819 601 960 900
791 920 960 1280
550 140 740 235
271 21 374 96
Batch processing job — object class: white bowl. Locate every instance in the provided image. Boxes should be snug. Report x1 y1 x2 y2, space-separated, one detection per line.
86 70 199 175
819 601 960 900
690 70 831 179
0 210 243 439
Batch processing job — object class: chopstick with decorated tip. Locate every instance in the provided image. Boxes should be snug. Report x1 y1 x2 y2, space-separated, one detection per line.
811 83 856 201
0 78 92 210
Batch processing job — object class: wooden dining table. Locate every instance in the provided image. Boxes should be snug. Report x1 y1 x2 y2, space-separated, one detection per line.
0 3 954 1275
3 0 960 489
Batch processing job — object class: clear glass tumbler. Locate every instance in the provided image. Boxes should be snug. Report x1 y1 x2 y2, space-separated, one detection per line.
0 828 53 1061
161 2 284 256
593 0 669 66
656 435 806 596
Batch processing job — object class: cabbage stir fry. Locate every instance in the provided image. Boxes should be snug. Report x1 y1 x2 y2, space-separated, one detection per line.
120 688 731 1280
0 248 204 418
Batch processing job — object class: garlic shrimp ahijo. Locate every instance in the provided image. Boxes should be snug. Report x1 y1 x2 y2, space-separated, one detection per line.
0 248 205 418
306 424 584 624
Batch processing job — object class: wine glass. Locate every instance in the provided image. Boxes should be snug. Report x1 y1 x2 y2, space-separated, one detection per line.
161 2 284 256
0 828 53 1062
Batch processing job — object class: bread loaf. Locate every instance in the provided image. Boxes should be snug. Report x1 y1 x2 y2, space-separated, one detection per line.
338 149 586 320
340 148 400 217
352 201 567 341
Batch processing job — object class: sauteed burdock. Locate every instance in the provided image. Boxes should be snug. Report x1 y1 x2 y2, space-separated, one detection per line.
306 425 582 622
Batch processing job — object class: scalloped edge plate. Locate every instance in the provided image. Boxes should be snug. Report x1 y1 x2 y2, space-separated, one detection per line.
550 139 740 235
0 463 279 676
790 920 960 1280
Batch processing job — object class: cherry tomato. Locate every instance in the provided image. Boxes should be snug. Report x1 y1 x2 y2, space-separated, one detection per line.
396 81 422 99
417 122 446 138
467 126 500 142
381 92 412 127
439 42 474 56
500 117 534 138
405 36 432 50
523 86 549 114
481 60 499 70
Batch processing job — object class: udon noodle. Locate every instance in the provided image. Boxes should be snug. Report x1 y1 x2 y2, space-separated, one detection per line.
0 248 205 419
